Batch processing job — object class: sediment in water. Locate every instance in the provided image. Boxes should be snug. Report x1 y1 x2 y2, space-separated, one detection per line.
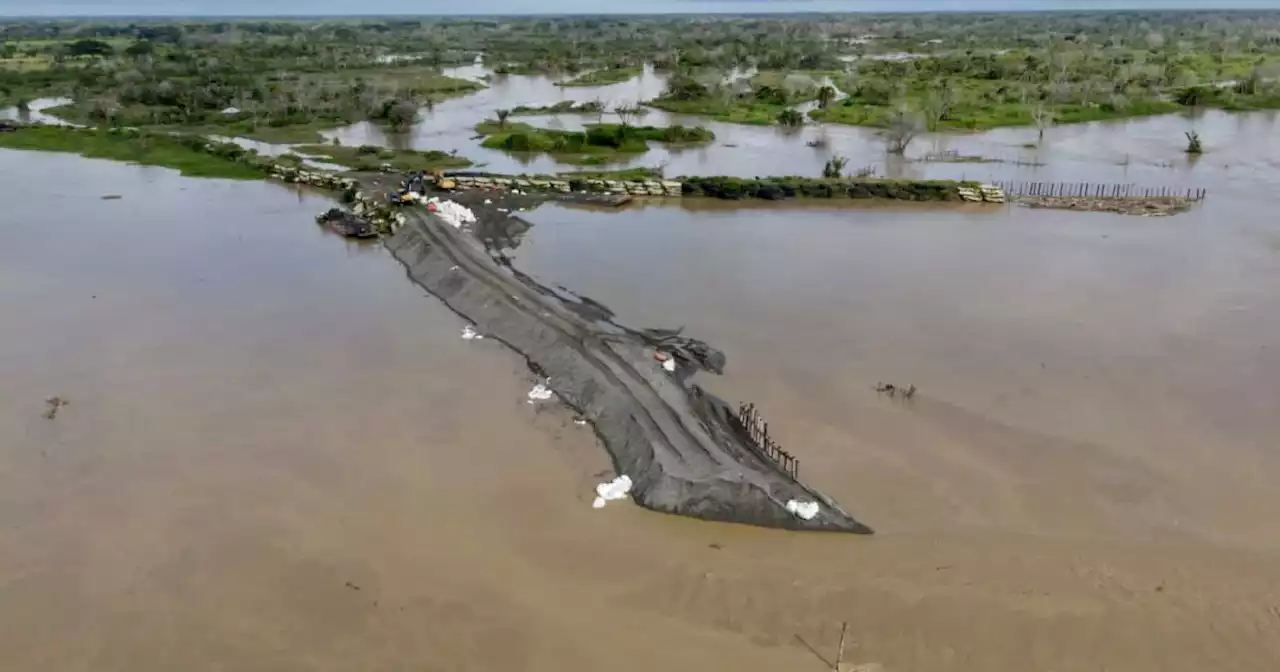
384 208 873 533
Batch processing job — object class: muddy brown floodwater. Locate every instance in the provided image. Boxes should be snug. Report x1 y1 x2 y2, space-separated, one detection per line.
4 139 1280 672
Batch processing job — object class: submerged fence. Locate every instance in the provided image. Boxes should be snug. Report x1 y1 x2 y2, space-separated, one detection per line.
737 403 799 478
991 181 1207 201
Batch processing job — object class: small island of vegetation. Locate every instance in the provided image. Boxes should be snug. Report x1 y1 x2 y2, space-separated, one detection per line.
557 65 644 87
475 118 713 164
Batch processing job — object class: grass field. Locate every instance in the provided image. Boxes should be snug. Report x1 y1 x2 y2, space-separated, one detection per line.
0 126 265 179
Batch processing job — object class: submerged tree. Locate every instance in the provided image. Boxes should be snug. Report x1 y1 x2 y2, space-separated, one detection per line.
776 108 804 127
495 108 511 129
1185 130 1203 154
614 103 640 128
375 99 419 131
883 104 923 155
1031 103 1054 141
822 154 849 178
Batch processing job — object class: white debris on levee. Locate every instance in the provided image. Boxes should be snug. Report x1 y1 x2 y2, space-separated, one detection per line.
460 325 484 340
662 358 676 372
592 475 633 509
785 499 820 520
527 383 555 403
426 197 477 229
573 418 588 426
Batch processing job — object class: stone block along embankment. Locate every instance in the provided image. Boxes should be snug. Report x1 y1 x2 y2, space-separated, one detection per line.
384 208 873 533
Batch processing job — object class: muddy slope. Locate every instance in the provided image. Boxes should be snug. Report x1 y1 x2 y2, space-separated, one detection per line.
385 209 871 533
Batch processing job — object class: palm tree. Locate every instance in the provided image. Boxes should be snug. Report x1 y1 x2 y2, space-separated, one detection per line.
817 85 837 109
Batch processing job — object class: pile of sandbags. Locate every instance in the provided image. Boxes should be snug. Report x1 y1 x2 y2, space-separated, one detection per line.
426 197 477 229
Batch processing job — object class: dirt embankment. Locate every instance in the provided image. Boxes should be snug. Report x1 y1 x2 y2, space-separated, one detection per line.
383 205 873 533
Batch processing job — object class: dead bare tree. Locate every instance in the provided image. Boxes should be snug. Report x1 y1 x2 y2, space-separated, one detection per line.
1031 103 1054 142
614 103 640 128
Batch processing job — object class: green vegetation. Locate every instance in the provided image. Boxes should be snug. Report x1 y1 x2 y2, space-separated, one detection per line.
53 65 479 139
648 71 820 126
1185 131 1203 154
822 155 850 179
474 119 534 135
6 12 1280 146
0 22 484 139
799 15 1280 131
0 125 267 179
510 100 605 116
558 166 664 181
777 109 805 127
477 122 713 161
294 144 471 172
645 98 787 126
558 66 643 87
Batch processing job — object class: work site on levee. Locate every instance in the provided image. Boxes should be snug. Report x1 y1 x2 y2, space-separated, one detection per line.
6 0 1280 669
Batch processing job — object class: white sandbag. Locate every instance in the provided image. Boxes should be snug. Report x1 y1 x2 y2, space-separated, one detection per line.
426 197 477 229
592 475 633 509
785 499 820 520
527 383 554 403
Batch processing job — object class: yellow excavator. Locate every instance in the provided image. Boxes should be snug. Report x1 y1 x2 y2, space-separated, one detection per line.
391 169 455 205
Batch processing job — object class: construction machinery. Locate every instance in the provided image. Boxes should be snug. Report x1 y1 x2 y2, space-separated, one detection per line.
390 169 456 205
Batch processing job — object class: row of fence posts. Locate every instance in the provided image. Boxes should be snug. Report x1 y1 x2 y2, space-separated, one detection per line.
737 403 799 478
992 181 1207 201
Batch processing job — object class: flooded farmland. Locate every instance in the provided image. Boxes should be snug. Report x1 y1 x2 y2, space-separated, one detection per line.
4 67 1280 671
